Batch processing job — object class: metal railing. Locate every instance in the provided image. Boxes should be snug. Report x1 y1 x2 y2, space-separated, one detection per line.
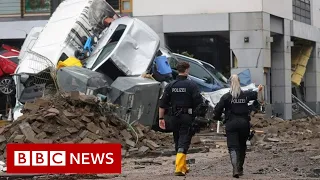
292 94 316 117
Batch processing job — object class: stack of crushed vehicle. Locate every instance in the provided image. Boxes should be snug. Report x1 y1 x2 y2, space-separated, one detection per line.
12 0 260 131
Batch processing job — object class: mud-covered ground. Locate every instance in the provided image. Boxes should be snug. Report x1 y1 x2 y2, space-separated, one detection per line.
4 115 320 180
111 138 320 180
109 115 320 180
29 135 319 180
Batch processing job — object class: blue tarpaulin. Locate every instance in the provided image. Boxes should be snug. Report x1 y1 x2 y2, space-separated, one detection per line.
238 69 252 86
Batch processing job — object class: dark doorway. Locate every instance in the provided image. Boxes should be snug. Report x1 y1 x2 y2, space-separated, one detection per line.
166 34 230 77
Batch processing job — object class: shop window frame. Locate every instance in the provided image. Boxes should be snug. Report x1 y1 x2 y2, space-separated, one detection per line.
120 0 132 13
293 0 311 25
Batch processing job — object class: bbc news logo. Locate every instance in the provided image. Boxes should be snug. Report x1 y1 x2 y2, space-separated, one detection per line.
15 151 67 166
7 144 121 174
14 151 114 166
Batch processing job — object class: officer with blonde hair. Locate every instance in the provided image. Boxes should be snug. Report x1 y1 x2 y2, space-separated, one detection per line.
213 74 263 178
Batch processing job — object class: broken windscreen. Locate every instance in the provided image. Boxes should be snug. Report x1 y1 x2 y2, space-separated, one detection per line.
92 24 127 70
167 55 179 70
203 63 228 84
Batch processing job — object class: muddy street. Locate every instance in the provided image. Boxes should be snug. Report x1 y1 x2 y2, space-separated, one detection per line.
114 138 319 180
112 115 320 180
3 114 319 180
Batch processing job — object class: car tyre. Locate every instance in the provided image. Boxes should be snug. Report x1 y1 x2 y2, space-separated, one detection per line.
0 76 15 95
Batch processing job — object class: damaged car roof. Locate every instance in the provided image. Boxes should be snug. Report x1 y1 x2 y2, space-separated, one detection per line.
84 16 160 76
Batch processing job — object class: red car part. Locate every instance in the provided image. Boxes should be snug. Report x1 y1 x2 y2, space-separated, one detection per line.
0 45 19 94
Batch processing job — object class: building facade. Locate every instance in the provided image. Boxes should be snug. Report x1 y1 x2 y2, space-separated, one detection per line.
133 0 320 120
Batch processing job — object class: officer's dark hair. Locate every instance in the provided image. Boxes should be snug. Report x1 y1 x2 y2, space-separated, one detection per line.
156 50 162 56
176 61 190 73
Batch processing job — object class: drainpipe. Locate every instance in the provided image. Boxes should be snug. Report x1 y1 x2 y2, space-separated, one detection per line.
20 0 24 18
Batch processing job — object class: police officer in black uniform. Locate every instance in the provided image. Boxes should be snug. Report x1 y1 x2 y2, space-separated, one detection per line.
213 74 263 178
158 61 203 176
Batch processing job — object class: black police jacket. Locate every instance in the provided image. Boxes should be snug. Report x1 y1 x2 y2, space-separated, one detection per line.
213 90 258 121
159 75 203 110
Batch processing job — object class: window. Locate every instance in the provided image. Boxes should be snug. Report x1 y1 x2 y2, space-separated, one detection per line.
92 24 126 69
107 0 120 10
25 0 51 14
174 54 214 83
9 57 19 64
202 63 228 84
293 0 311 25
188 62 212 82
120 0 132 13
167 57 179 70
0 1 20 15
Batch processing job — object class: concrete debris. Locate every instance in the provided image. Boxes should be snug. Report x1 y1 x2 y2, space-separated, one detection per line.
80 137 94 143
306 129 312 133
314 168 320 174
47 108 60 114
273 154 280 158
305 142 312 146
126 139 136 147
138 146 149 153
143 139 160 150
0 161 6 172
0 136 5 143
187 158 196 164
264 137 280 142
274 168 281 172
289 148 305 153
310 155 320 160
134 160 162 166
129 148 139 152
121 130 133 140
191 136 201 144
251 113 320 141
134 166 145 169
13 135 25 143
0 94 172 159
121 149 127 157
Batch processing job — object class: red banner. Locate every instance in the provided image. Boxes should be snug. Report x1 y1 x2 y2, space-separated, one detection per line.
6 143 122 174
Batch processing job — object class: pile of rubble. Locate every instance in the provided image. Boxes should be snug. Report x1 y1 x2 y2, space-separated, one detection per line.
251 114 320 141
0 92 172 160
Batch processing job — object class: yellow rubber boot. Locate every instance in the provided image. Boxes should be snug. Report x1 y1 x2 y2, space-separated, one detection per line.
183 156 190 173
175 153 186 176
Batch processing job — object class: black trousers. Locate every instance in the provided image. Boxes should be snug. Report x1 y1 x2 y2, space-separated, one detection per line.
171 114 193 154
225 116 250 152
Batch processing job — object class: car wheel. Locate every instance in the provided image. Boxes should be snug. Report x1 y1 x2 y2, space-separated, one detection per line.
0 76 15 95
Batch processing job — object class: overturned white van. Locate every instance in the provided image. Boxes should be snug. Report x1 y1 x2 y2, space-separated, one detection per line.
16 0 119 75
13 0 160 120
